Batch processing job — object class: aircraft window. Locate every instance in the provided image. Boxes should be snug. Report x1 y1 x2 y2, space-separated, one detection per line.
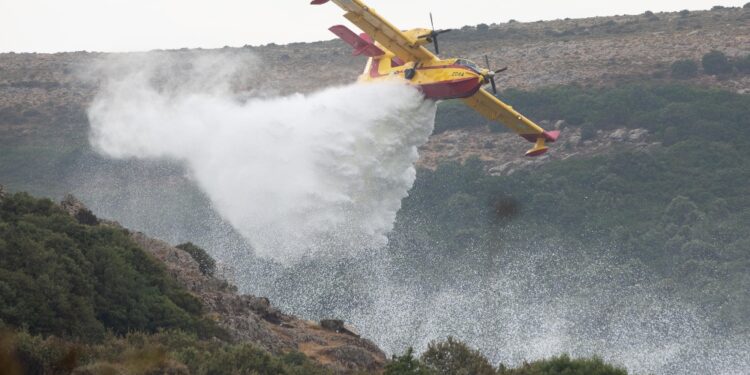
456 59 481 73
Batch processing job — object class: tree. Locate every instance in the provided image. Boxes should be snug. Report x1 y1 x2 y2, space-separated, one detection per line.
477 24 490 32
385 348 435 375
176 242 217 277
421 337 496 375
671 59 699 79
702 50 733 76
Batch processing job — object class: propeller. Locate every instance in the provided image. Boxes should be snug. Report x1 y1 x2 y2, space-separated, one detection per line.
418 13 453 55
483 55 508 94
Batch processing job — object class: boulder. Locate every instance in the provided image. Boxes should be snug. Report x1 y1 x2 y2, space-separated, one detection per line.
244 296 284 324
320 319 361 337
320 319 345 332
628 129 649 141
609 128 627 141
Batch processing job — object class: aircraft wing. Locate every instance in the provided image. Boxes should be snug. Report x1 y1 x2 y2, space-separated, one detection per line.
463 88 560 156
311 0 437 62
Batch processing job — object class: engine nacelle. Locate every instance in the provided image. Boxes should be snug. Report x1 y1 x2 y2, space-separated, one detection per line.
403 28 434 46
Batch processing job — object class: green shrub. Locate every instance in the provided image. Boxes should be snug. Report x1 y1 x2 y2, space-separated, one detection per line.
735 54 750 74
498 354 627 375
702 50 733 75
0 328 332 375
0 192 225 341
4 330 81 375
385 348 435 375
421 337 496 375
671 59 699 79
73 208 99 226
176 242 217 277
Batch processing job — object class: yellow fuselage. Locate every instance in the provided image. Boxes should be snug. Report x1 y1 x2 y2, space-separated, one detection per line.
358 35 489 100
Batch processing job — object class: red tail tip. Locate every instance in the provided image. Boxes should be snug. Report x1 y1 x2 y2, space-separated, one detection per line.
544 130 560 142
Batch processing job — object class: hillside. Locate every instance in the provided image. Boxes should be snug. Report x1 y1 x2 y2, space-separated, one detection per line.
0 189 636 374
0 190 387 373
1 5 750 375
0 7 749 195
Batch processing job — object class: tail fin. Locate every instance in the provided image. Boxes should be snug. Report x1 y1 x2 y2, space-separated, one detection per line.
329 25 385 57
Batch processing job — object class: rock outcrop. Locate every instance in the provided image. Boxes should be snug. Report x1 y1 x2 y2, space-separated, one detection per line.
61 196 387 374
418 125 657 175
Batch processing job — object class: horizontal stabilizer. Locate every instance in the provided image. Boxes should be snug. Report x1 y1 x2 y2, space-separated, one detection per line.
329 25 385 57
520 130 560 143
523 131 561 157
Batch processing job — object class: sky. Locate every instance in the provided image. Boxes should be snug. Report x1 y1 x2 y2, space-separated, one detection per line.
0 0 746 53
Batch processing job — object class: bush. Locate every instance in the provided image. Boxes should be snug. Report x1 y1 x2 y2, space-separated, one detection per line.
498 354 627 375
0 192 224 341
385 348 435 375
671 59 699 79
679 9 690 17
477 24 490 32
176 242 217 277
702 50 733 75
421 337 496 375
735 54 750 74
0 328 332 375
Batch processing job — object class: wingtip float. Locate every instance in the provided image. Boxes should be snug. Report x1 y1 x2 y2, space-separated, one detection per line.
312 0 560 157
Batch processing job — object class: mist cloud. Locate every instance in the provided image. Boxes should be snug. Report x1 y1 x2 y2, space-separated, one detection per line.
87 52 436 260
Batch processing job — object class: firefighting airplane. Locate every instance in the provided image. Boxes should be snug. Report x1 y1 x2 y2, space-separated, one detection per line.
312 0 560 156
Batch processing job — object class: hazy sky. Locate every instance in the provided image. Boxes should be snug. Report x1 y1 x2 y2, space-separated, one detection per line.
1 0 746 53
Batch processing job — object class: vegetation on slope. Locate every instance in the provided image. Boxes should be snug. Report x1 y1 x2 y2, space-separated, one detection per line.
0 328 329 375
401 82 750 335
0 192 335 374
384 339 627 375
435 80 750 139
0 192 226 341
0 191 628 374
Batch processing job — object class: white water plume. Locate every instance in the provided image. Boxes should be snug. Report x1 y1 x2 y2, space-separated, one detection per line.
87 52 436 260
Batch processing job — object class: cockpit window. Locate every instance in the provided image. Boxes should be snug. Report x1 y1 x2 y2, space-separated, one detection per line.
456 59 482 73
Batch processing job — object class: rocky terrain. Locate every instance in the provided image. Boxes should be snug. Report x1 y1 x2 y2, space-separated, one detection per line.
56 193 387 373
1 6 749 144
419 124 656 175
